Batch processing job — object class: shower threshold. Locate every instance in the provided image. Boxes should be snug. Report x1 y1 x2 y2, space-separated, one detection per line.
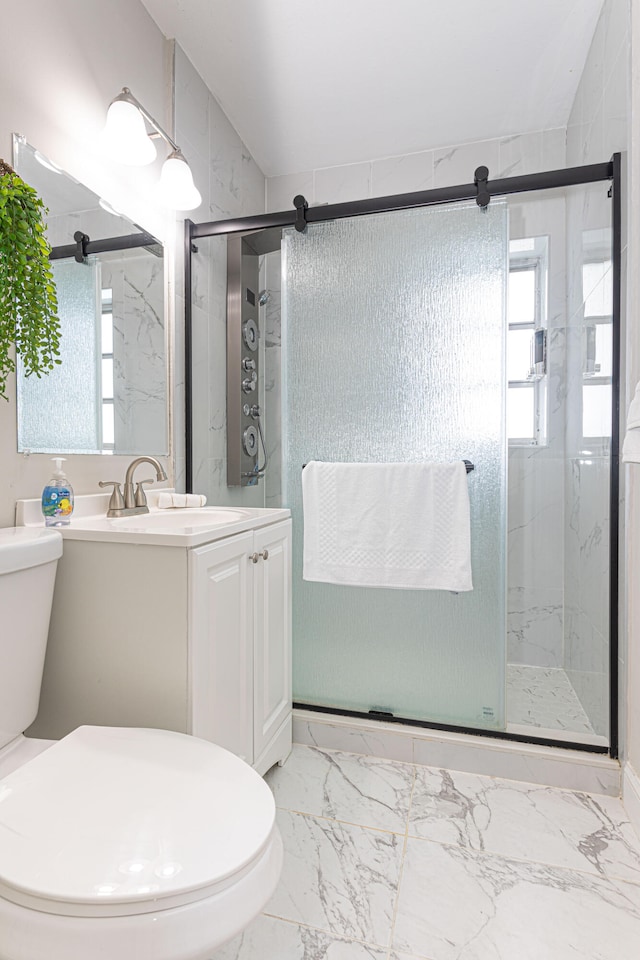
506 663 608 748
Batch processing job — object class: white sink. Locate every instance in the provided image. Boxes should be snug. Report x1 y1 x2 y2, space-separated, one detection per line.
16 493 290 548
111 508 250 530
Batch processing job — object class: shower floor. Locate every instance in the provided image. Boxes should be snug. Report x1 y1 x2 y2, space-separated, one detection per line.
506 663 599 741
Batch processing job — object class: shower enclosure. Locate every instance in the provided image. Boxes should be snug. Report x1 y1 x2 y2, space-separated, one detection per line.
185 156 621 757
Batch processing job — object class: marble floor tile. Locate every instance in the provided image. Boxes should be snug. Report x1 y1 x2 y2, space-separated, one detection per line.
507 663 596 733
266 808 404 948
265 744 415 833
408 766 640 884
393 837 640 960
213 915 388 959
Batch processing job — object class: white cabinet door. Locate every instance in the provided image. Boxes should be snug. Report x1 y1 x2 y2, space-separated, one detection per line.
253 520 292 763
189 531 254 764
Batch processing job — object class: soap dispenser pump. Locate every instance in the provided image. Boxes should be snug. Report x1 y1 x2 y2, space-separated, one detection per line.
41 458 74 526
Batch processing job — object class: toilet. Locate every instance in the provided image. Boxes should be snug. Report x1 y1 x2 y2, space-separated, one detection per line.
0 527 283 960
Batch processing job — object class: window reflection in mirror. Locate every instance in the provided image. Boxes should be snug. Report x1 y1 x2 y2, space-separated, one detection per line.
12 135 168 456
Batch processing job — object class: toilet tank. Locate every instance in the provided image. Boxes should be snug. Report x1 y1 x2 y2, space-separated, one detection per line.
0 528 62 749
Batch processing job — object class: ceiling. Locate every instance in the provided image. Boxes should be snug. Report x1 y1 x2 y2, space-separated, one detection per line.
141 0 604 178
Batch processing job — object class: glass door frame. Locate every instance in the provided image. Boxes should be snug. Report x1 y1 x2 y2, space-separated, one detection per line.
184 156 622 759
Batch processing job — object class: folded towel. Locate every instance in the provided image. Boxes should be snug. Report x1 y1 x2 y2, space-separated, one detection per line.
157 493 207 509
623 382 640 463
302 461 473 591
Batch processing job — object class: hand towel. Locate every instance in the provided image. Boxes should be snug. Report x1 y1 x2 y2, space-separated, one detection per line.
302 461 473 591
157 493 207 509
623 382 640 463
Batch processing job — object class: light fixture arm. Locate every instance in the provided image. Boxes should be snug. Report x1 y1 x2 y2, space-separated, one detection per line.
113 87 180 154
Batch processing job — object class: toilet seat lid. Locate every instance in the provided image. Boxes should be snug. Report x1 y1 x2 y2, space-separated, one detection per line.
0 726 276 915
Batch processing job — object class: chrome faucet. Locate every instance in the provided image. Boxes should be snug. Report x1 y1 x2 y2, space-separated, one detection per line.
99 456 168 518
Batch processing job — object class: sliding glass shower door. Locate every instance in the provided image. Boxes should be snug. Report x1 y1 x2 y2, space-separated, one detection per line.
282 200 509 730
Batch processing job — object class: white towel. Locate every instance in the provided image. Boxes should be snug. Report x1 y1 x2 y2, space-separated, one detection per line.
623 381 640 463
302 461 473 591
157 493 207 509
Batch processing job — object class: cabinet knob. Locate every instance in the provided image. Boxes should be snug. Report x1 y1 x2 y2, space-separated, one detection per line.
249 550 269 563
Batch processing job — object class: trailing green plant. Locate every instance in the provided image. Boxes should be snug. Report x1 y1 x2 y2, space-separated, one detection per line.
0 158 60 400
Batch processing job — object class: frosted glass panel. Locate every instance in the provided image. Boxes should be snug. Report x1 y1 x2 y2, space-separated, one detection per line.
18 258 100 453
283 201 508 729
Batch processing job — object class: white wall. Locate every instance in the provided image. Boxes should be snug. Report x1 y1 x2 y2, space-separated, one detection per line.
0 3 266 527
0 0 174 528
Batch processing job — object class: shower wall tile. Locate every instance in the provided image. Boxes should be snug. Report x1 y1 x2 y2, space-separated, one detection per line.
564 457 611 648
541 127 567 170
174 42 266 506
314 162 371 204
433 138 499 188
371 151 434 197
508 454 564 590
264 252 282 507
208 94 265 222
173 293 186 482
507 587 564 667
498 132 543 178
266 172 313 214
567 663 609 737
174 43 210 164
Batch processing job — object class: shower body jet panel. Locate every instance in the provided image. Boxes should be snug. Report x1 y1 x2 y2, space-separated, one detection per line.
226 230 280 486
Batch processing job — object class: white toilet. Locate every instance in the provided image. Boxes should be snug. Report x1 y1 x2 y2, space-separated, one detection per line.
0 527 283 960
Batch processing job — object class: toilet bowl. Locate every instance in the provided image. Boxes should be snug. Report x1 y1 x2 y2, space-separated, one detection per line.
0 529 282 960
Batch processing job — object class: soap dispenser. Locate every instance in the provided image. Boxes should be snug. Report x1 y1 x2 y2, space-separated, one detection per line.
41 458 74 526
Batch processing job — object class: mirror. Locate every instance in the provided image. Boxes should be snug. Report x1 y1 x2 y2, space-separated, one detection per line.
13 135 168 456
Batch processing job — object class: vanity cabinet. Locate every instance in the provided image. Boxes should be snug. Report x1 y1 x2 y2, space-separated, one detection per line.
190 521 291 772
28 514 292 776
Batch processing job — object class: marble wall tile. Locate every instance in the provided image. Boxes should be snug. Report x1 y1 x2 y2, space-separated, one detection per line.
392 838 640 960
432 139 499 189
174 44 210 164
264 250 283 506
497 132 543 178
567 660 609 738
215 915 388 960
173 293 186 477
267 173 314 214
507 587 564 666
370 151 434 198
313 163 371 205
541 127 567 170
103 253 168 455
507 455 565 590
265 744 415 833
569 10 606 132
407 765 640 883
602 0 629 80
176 131 211 224
267 809 403 947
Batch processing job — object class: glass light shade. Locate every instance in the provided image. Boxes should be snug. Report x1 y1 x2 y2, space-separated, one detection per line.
102 99 157 166
158 154 201 210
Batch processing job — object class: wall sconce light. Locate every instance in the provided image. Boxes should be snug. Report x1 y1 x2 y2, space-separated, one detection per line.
102 87 201 211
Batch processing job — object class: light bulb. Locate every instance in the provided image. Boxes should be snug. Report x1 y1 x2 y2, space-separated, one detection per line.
102 99 157 166
158 152 202 211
